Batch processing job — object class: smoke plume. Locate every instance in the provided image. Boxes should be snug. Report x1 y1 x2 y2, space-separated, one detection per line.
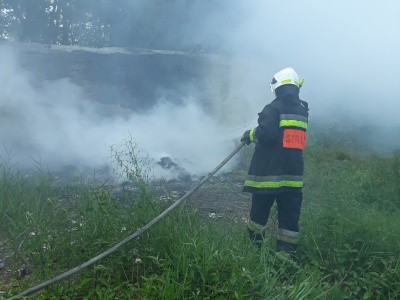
0 45 238 176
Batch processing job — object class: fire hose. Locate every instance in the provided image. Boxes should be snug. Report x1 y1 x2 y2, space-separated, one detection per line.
7 142 245 300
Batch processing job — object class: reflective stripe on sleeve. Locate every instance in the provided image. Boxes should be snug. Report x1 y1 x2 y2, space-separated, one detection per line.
249 128 256 142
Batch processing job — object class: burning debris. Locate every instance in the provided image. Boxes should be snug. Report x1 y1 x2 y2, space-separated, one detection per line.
157 156 178 169
156 156 192 182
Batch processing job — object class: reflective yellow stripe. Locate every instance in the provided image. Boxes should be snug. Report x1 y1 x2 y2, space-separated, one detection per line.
279 120 308 129
280 114 308 123
296 79 304 87
247 175 303 182
281 79 292 84
249 128 255 142
279 79 304 87
244 180 303 188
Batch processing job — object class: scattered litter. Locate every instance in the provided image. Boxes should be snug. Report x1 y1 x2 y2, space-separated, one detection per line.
134 258 142 264
208 213 222 219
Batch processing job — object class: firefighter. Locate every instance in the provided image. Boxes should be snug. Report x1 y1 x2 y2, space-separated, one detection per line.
241 67 309 254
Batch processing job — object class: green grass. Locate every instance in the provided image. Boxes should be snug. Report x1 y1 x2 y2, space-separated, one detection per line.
1 141 400 299
300 145 400 299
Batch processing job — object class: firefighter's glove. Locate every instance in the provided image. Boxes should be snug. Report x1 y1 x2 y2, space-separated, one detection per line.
241 130 252 145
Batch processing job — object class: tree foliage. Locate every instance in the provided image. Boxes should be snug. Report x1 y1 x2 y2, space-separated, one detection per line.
1 0 110 46
0 0 226 50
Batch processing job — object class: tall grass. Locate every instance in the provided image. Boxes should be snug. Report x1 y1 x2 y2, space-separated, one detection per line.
1 141 400 299
301 145 400 299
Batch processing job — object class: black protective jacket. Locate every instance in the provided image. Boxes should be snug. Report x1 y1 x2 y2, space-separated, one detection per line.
243 89 309 194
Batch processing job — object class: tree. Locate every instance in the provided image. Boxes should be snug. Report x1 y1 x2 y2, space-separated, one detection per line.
0 0 221 51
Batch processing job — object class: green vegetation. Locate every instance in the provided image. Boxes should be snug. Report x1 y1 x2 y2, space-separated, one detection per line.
1 1 219 51
1 139 400 299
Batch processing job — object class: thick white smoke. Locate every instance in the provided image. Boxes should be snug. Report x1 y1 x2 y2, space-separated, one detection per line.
218 1 400 125
3 0 400 174
0 45 239 176
196 1 400 152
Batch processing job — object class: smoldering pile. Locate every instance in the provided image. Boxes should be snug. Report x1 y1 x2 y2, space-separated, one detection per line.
112 155 242 204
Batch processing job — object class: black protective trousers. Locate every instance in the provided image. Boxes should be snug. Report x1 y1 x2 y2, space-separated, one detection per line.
248 192 302 253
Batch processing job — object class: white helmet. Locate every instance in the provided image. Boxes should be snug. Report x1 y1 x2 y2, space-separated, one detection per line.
270 67 304 93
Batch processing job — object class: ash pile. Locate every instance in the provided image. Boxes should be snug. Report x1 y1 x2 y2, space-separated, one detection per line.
113 155 242 203
156 156 192 182
113 156 193 200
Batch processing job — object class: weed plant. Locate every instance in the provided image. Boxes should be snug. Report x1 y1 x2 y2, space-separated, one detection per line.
1 137 400 299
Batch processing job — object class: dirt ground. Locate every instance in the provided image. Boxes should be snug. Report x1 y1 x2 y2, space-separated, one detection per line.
151 171 252 221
